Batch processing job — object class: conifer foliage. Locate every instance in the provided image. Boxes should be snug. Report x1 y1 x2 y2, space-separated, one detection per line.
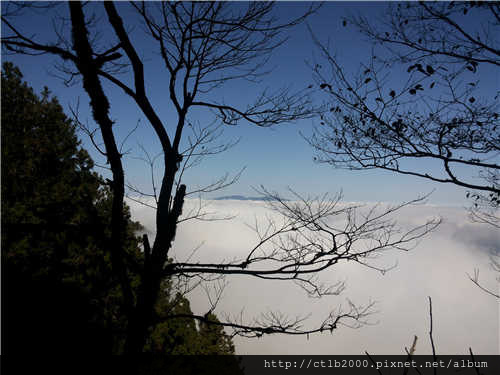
1 63 235 355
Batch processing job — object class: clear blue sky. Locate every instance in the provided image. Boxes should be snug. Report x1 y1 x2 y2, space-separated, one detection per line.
2 1 490 205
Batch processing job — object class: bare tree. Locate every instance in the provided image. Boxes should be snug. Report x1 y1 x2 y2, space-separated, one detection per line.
366 297 489 374
2 1 439 354
307 2 499 300
308 2 499 223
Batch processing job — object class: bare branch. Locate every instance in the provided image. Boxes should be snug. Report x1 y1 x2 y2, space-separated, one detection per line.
308 2 499 227
168 190 441 294
168 299 373 339
428 296 437 374
467 267 500 299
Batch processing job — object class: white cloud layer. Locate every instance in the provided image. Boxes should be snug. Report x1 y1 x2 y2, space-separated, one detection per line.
127 198 499 355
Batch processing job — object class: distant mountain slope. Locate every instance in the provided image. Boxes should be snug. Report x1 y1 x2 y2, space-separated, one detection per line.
213 195 289 202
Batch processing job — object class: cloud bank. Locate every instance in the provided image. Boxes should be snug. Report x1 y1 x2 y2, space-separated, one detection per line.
127 198 499 355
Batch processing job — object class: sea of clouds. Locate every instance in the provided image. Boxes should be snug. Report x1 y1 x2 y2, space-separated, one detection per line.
127 197 499 355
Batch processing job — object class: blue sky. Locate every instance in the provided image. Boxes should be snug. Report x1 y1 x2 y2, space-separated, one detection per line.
2 1 492 205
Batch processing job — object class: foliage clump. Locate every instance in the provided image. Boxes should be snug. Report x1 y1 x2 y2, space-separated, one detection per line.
1 62 234 355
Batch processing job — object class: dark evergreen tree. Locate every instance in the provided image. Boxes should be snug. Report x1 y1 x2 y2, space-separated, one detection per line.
1 61 120 353
198 312 235 355
1 63 236 356
146 283 235 355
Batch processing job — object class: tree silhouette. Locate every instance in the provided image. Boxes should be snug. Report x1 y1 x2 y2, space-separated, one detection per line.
308 2 499 299
1 62 126 353
2 2 439 354
309 2 499 225
1 62 236 355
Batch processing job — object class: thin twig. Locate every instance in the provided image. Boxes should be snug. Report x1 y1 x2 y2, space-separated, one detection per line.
428 296 437 375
